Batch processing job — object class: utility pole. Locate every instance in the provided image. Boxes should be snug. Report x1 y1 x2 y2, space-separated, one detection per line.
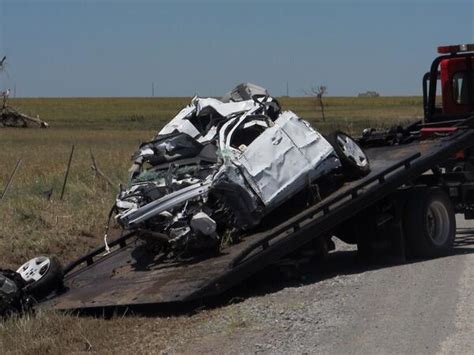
152 82 155 97
286 81 289 97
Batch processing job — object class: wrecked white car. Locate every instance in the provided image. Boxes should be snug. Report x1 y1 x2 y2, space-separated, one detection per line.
113 83 370 256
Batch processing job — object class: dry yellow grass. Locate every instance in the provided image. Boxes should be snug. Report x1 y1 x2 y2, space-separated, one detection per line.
0 129 151 267
0 96 422 353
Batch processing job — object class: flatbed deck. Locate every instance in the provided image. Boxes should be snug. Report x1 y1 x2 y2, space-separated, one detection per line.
48 129 474 310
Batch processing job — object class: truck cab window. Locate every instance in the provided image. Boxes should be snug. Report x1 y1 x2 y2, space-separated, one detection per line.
452 71 472 105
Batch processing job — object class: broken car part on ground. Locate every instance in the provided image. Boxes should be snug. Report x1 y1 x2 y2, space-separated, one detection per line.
112 83 370 258
0 256 63 317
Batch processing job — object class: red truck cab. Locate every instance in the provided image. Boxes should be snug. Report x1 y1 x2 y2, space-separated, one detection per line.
424 44 474 122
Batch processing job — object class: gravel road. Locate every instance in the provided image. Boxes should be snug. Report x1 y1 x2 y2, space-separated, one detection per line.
122 216 474 354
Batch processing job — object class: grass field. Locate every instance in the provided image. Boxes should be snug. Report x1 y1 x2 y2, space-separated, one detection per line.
0 96 423 353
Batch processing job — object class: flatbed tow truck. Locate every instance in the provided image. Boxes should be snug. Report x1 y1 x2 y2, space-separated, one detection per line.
45 44 474 311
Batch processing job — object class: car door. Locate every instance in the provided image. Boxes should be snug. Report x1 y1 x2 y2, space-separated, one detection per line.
235 111 335 208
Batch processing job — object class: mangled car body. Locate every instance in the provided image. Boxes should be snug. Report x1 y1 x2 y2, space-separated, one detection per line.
114 84 370 255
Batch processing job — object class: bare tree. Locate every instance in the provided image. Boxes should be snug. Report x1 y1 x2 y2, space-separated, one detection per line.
0 56 6 72
306 85 327 121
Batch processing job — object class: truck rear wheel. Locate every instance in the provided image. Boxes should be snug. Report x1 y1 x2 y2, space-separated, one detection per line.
404 188 455 257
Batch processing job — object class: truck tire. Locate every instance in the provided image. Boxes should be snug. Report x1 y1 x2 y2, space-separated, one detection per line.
327 131 370 179
403 188 455 258
16 256 63 299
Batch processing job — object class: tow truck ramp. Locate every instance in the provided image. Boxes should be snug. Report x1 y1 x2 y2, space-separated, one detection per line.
47 129 474 310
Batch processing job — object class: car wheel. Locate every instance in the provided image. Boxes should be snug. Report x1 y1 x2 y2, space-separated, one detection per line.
16 256 63 299
327 131 370 179
404 188 455 258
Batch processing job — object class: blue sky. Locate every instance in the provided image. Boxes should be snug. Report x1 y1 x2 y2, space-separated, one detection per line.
0 0 472 97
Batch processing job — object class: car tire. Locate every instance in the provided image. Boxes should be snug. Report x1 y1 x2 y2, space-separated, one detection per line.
403 188 455 258
17 256 64 299
327 131 370 179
